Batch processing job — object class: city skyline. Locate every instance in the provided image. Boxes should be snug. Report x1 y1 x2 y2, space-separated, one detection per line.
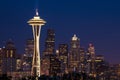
0 0 120 64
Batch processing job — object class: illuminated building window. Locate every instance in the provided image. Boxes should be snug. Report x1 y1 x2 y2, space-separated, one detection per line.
7 50 9 57
0 60 2 63
10 50 13 57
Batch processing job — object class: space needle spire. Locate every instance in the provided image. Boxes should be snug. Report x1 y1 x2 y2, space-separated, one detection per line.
36 9 39 16
28 9 46 79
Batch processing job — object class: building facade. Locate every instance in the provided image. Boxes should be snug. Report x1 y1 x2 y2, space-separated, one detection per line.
49 54 61 76
2 40 17 75
22 39 34 72
69 34 80 72
86 43 96 77
43 29 55 55
0 48 3 75
41 29 55 75
79 47 85 73
58 44 68 74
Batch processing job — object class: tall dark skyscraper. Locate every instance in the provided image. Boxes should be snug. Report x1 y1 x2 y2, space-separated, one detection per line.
22 39 34 72
43 29 55 55
41 29 55 75
69 34 80 72
2 40 17 75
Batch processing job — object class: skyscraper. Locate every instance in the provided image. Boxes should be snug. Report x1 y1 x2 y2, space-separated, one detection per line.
95 55 109 79
79 47 85 72
69 34 80 72
41 29 55 75
41 56 50 75
16 54 22 71
43 29 55 55
22 39 34 72
28 10 46 77
58 44 68 74
2 40 17 76
86 43 96 77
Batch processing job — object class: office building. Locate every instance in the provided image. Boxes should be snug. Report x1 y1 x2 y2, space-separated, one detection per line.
58 44 68 74
2 40 17 76
43 29 55 55
22 39 34 72
86 43 96 77
69 34 80 72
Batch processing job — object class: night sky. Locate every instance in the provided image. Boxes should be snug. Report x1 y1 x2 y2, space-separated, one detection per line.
0 0 120 64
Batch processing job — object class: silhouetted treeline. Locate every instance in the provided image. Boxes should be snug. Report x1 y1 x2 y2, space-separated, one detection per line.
0 72 97 80
18 72 96 80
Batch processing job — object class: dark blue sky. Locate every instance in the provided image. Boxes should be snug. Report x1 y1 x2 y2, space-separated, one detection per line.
0 0 120 64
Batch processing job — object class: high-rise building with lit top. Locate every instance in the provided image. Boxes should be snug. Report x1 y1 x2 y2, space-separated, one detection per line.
69 34 80 72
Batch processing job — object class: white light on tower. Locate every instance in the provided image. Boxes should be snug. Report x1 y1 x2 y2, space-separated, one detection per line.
27 9 46 77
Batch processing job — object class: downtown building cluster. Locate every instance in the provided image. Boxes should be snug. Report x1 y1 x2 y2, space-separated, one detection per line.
0 29 120 80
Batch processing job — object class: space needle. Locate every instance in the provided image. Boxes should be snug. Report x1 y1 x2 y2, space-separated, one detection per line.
28 9 46 78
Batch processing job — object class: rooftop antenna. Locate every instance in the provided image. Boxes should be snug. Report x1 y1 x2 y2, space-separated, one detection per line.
36 9 39 16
